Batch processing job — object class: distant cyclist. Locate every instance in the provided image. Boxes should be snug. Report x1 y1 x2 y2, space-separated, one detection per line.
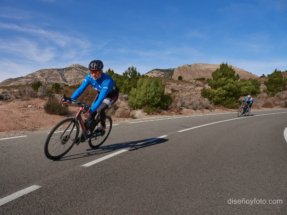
62 60 119 141
242 95 254 112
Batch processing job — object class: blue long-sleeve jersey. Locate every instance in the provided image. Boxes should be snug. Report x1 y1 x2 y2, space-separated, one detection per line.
71 73 116 113
243 96 254 104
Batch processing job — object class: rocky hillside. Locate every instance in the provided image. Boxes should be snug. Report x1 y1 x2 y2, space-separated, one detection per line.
0 63 257 87
146 63 258 81
145 68 174 80
0 64 88 87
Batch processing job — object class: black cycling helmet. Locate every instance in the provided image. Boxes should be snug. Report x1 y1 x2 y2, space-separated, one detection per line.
89 60 104 71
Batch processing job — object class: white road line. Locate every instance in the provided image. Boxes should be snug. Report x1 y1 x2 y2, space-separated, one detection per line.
0 185 41 207
0 135 27 141
82 135 168 167
82 149 129 167
128 110 287 125
128 112 237 124
178 111 287 133
129 116 186 124
178 118 239 132
284 128 287 143
158 135 168 138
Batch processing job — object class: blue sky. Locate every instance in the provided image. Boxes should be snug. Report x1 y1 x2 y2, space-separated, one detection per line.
0 0 287 81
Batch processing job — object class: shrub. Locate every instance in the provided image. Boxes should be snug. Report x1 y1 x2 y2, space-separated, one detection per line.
51 83 62 93
106 67 142 94
201 63 241 108
264 69 287 96
128 77 172 112
44 96 68 115
238 79 260 96
31 81 42 92
201 63 260 108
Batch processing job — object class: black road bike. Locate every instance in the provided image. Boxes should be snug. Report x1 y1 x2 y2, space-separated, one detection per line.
237 102 251 117
44 99 112 160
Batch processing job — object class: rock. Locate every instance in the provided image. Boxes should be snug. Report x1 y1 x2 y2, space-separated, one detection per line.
130 110 147 118
114 107 131 118
0 92 11 100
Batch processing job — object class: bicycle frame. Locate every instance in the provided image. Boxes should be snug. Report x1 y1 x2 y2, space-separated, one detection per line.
243 103 250 113
69 100 91 138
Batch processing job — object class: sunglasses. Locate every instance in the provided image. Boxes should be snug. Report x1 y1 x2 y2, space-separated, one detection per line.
90 70 101 73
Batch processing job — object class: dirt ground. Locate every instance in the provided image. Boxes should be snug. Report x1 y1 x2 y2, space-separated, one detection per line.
0 98 131 137
0 98 277 137
0 99 66 134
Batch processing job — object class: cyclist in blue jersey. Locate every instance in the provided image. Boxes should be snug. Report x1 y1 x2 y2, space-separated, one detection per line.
62 60 119 141
242 95 254 112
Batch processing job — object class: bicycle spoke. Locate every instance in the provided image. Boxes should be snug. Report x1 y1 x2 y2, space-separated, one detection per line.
44 118 79 160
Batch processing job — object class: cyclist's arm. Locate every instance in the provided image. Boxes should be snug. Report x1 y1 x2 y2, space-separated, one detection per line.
90 79 113 113
71 77 90 100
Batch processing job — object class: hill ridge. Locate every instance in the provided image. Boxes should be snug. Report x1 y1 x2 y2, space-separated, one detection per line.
0 63 258 87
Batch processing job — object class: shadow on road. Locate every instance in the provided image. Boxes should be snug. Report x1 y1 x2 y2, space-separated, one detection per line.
238 113 255 117
58 137 168 161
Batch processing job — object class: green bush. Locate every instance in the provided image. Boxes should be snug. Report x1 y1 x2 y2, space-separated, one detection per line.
264 69 287 96
201 63 260 108
128 77 172 112
201 63 241 108
31 81 42 92
44 96 69 115
106 67 142 94
239 79 260 96
51 83 62 93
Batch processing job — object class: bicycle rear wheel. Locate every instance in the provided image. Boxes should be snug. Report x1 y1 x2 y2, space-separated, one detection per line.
89 115 112 149
245 107 251 116
44 118 79 160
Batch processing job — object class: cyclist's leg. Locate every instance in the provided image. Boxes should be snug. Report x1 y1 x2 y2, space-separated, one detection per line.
248 102 253 113
97 99 111 128
85 111 97 132
243 103 247 113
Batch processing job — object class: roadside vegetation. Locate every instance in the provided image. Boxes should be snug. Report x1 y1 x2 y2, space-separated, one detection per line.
264 69 287 96
201 63 260 108
1 64 286 116
32 66 172 115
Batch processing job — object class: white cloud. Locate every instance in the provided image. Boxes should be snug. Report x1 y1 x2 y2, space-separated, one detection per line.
0 7 32 20
0 22 92 79
0 38 55 63
0 23 90 49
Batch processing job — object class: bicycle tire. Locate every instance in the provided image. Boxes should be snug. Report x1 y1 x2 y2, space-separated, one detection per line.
237 106 244 117
44 118 79 160
245 107 250 116
88 115 112 149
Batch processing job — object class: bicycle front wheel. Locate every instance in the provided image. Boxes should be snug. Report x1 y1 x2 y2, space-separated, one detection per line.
237 106 244 117
44 118 79 160
89 115 112 149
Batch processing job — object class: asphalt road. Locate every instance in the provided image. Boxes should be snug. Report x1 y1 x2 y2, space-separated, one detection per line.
1 109 287 215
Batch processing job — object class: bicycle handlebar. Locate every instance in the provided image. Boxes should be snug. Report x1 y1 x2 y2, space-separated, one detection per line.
62 95 90 112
